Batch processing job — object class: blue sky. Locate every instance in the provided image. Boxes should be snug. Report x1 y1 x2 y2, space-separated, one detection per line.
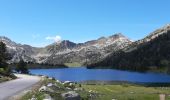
0 0 170 47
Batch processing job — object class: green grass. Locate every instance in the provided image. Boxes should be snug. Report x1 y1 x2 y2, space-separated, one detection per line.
19 78 66 100
82 84 170 100
0 77 11 83
21 92 45 100
20 78 170 100
0 68 13 83
64 62 82 67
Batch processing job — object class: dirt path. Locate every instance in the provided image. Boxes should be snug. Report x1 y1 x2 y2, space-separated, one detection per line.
0 74 40 100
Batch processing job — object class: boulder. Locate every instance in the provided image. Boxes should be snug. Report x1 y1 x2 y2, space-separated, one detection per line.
66 87 72 90
63 81 73 85
61 91 80 100
43 94 53 100
47 83 53 87
48 77 55 80
74 88 83 91
41 75 48 78
47 83 63 91
29 98 37 100
39 86 47 92
39 86 55 93
29 95 37 100
56 80 61 84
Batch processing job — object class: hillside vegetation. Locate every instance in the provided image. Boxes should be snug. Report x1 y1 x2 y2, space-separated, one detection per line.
0 42 16 82
88 25 170 72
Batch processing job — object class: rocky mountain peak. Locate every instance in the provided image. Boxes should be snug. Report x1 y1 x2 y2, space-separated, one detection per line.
56 40 77 49
0 33 132 65
109 33 126 39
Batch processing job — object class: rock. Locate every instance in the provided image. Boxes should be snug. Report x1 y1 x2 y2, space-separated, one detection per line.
43 94 53 100
74 88 83 91
63 81 73 85
61 91 81 100
47 83 53 87
39 86 47 92
29 98 37 100
66 87 72 90
47 83 63 91
89 90 93 93
39 86 55 93
29 95 37 100
48 77 53 80
41 75 48 78
47 77 55 80
56 80 61 83
130 92 134 94
69 83 74 86
63 81 75 88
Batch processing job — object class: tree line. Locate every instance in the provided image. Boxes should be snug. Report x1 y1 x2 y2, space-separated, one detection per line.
88 30 170 72
0 42 29 75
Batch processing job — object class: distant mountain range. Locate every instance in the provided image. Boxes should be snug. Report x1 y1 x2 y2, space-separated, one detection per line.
1 24 170 69
88 24 170 71
0 33 131 66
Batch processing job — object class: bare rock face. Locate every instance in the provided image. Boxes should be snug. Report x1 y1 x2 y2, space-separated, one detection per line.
0 33 132 66
43 33 132 65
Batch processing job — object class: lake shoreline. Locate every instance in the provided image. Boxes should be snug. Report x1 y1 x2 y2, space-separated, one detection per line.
9 63 68 70
30 67 170 83
79 80 170 87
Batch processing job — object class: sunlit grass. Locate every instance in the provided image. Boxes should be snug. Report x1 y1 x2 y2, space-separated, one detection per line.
64 62 82 67
82 84 170 100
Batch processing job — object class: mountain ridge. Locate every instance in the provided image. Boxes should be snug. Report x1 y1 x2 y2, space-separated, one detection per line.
0 33 131 66
88 24 170 71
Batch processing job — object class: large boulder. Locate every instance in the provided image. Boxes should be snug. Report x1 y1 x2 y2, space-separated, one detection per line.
43 94 53 100
39 86 47 92
61 91 80 100
47 83 53 87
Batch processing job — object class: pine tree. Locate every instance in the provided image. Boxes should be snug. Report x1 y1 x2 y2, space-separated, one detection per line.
0 42 11 74
16 59 29 74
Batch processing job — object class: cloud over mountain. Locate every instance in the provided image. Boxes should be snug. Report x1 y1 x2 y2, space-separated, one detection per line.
46 35 62 43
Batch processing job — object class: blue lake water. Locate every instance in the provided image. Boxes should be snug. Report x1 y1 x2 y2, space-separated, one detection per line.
30 67 170 83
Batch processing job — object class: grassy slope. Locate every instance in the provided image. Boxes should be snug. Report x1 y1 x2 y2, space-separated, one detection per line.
0 68 16 83
20 78 170 100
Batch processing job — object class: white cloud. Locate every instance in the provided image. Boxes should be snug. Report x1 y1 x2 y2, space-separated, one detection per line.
45 35 62 43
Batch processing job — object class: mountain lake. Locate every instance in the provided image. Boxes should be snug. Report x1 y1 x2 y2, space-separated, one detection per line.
30 67 170 83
